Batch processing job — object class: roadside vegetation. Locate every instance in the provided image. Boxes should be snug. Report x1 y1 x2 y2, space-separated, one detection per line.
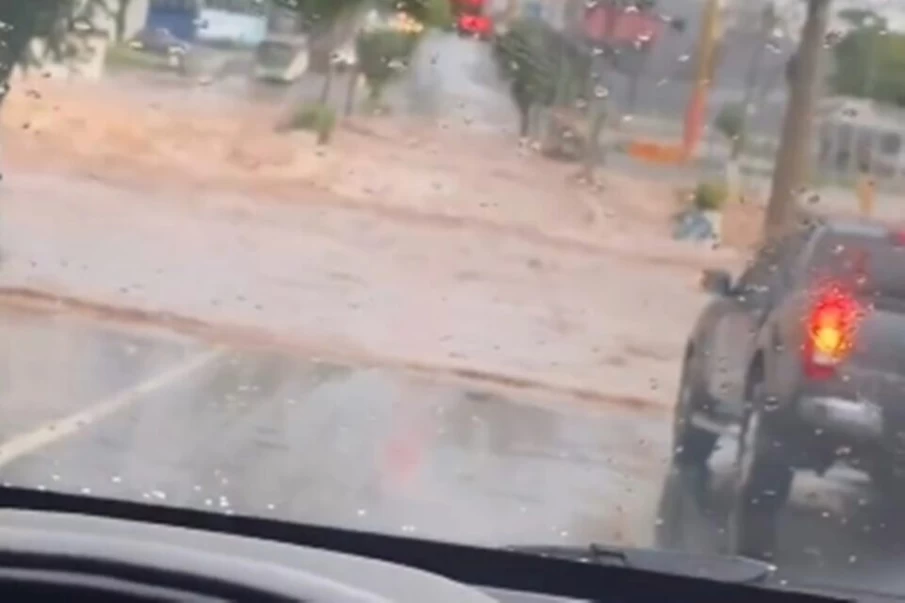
492 17 589 138
356 12 424 110
286 102 337 144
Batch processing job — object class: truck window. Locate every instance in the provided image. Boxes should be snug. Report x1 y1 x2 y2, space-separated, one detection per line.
806 232 905 301
737 231 808 306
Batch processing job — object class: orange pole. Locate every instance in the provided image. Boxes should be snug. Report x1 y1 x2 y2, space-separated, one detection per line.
683 0 721 159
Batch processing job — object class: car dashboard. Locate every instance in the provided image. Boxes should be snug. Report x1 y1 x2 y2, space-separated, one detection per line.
0 486 880 602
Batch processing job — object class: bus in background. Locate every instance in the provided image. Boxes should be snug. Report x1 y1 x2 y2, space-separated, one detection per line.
146 0 268 46
146 0 200 42
197 0 268 47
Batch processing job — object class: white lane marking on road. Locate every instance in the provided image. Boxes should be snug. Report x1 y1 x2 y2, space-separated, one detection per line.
0 348 224 468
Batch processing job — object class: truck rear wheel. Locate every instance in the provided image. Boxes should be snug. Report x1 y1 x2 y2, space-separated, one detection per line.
727 393 794 561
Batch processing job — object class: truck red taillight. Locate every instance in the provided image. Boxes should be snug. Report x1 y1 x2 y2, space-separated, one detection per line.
804 287 861 377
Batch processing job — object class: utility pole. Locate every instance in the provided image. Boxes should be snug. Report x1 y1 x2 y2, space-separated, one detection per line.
763 0 832 239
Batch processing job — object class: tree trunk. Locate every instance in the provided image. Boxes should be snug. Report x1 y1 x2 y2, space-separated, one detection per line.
512 79 532 138
625 49 650 115
319 60 335 105
581 2 620 181
582 99 606 177
518 105 531 138
581 52 610 180
344 67 359 117
764 0 831 239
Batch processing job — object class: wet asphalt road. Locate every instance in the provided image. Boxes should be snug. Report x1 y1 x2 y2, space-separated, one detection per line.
4 309 905 597
0 308 666 550
657 441 905 597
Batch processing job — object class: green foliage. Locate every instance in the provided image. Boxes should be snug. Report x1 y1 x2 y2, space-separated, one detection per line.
837 8 887 30
388 0 453 29
492 17 588 109
0 1 67 104
714 102 745 141
693 181 727 211
289 102 337 144
831 11 905 106
105 44 180 72
355 28 421 101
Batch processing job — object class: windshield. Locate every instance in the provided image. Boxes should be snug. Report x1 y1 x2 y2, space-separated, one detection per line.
1 0 903 598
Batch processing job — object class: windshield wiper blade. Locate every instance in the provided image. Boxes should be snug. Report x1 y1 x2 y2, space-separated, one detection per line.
505 544 774 585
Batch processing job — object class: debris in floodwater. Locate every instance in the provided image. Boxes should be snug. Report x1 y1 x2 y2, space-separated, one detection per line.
672 209 719 243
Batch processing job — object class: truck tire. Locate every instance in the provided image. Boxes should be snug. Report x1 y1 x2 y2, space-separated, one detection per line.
672 355 718 467
654 462 718 552
727 383 794 561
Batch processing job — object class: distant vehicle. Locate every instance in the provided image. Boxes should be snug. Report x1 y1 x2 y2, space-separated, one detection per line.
671 216 905 560
253 34 309 83
451 0 493 40
128 27 191 70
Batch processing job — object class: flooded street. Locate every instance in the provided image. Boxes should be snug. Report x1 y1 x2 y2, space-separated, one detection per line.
2 306 905 598
3 10 905 601
0 307 667 549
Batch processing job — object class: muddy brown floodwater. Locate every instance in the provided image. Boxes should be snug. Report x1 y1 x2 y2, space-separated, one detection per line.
0 72 743 412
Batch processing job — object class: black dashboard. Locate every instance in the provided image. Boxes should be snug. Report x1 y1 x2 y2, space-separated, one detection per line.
0 485 877 602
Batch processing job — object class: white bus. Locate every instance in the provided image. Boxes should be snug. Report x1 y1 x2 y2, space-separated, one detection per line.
197 0 268 46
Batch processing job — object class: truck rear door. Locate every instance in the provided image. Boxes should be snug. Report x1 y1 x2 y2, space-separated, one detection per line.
802 231 905 375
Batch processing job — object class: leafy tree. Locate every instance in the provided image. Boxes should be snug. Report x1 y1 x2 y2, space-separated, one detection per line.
388 0 453 30
837 8 887 30
0 1 67 108
831 9 905 106
715 102 744 143
493 17 588 137
356 25 421 104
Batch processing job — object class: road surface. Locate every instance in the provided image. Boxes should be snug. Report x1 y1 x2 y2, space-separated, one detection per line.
2 306 905 597
0 307 667 549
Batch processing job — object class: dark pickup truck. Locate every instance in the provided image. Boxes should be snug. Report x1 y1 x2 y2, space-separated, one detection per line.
670 216 905 560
